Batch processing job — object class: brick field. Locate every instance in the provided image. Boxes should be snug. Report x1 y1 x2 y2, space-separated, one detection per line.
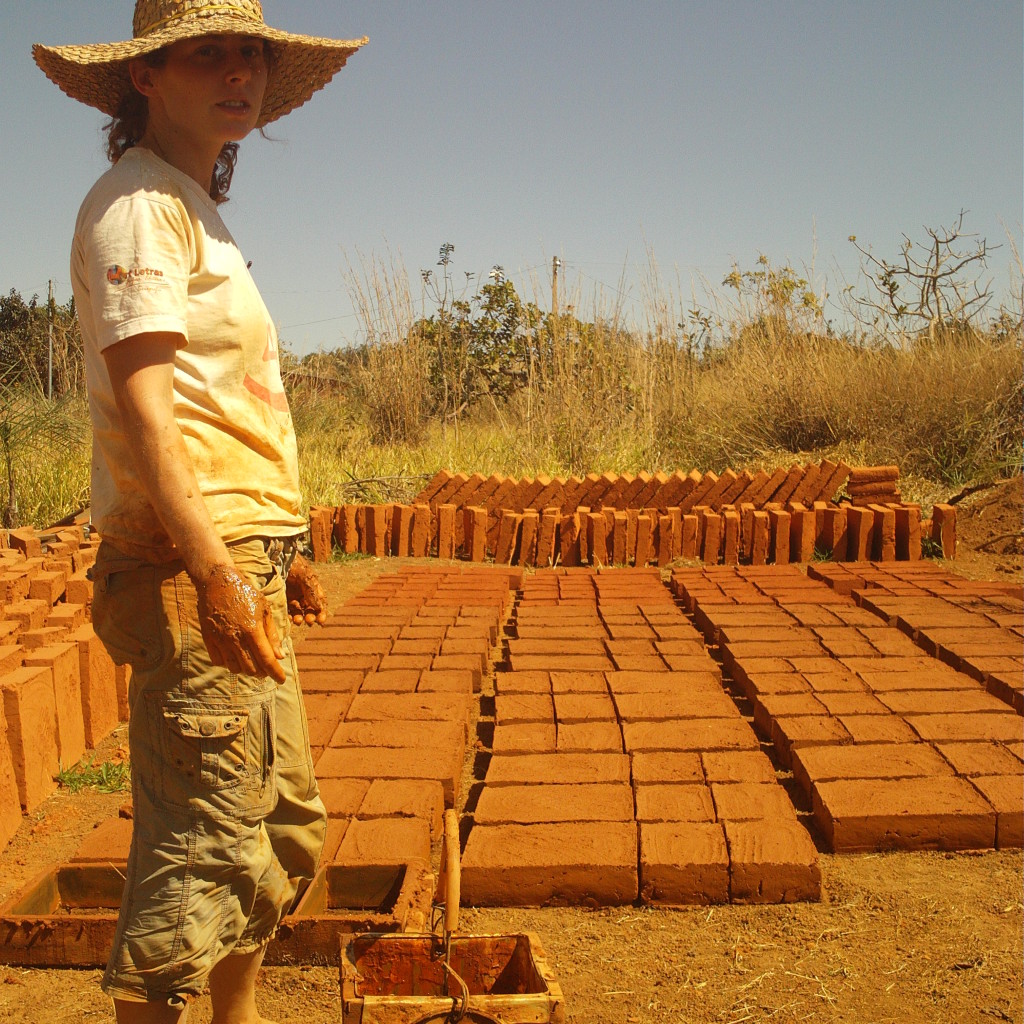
0 518 1020 966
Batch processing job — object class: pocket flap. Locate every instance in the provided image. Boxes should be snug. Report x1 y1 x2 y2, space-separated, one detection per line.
164 710 249 739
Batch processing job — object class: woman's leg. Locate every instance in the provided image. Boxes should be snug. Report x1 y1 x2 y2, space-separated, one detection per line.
207 945 276 1024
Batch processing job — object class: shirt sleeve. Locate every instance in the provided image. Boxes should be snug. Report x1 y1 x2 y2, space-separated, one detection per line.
81 193 193 351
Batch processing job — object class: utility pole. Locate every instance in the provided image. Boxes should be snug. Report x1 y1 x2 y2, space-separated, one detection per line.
551 256 561 318
47 279 54 400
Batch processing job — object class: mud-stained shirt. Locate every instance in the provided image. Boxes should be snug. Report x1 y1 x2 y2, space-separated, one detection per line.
71 147 305 562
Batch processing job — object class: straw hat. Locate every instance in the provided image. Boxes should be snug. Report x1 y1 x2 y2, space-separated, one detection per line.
33 0 367 127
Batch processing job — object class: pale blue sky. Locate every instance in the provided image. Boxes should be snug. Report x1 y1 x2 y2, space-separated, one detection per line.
3 1 1021 353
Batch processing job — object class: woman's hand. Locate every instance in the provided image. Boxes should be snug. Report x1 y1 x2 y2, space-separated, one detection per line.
194 563 287 682
286 553 330 625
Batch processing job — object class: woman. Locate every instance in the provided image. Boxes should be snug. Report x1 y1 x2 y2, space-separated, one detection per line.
33 4 366 1021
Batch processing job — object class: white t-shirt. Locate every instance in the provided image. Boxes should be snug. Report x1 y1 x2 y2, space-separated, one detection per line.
72 148 305 562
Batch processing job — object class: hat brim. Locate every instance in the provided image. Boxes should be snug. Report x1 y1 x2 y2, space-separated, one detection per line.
33 14 367 128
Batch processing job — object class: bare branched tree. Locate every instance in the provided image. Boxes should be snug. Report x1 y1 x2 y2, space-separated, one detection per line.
847 211 996 342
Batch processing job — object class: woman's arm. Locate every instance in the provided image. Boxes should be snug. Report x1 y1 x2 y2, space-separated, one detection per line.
103 331 286 682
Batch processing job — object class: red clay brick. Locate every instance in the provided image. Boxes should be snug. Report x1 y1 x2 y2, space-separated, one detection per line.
318 778 370 818
486 752 629 786
461 821 638 905
0 702 23 850
639 821 729 904
724 819 821 902
931 503 957 559
492 723 557 754
812 775 996 851
635 783 715 823
0 666 59 811
70 624 118 749
701 750 776 784
71 815 133 863
335 816 432 864
358 778 445 838
631 751 704 785
316 745 462 806
22 643 86 769
905 712 1022 744
967 775 1023 848
556 721 624 752
934 740 1024 778
474 783 634 825
623 719 759 753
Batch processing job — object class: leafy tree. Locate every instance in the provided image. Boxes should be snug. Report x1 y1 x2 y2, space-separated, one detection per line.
0 288 84 397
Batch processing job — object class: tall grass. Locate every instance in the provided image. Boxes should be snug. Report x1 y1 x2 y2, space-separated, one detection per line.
5 253 1021 529
304 254 1021 509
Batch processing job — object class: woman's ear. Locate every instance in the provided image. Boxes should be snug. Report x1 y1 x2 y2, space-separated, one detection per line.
128 58 158 98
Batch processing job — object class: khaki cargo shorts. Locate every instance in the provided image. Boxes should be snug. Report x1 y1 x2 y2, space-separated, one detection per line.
91 538 327 1005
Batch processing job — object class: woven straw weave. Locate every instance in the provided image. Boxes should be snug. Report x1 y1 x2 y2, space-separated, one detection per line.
33 0 367 127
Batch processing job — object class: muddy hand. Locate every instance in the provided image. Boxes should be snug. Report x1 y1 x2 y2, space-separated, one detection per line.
195 563 286 683
286 554 330 626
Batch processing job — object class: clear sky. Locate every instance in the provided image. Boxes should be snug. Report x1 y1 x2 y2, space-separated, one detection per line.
3 1 1021 354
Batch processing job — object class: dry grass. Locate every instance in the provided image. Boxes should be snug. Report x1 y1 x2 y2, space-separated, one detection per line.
7 254 1021 529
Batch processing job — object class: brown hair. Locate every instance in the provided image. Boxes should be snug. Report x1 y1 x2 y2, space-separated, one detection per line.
103 42 274 204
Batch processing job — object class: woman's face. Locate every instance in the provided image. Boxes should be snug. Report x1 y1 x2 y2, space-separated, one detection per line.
132 34 269 149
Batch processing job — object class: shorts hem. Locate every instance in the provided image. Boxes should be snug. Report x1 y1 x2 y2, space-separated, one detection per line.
233 930 276 956
101 975 195 1007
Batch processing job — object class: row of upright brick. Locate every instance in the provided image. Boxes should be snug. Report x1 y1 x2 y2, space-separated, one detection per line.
0 525 126 855
309 483 956 568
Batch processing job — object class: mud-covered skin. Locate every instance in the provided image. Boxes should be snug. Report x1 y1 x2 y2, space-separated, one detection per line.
285 554 329 626
193 562 286 682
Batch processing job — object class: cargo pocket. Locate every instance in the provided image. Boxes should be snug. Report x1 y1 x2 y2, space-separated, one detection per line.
93 566 166 671
156 698 277 817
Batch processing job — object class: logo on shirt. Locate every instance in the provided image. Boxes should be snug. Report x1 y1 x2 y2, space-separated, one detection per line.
106 265 165 286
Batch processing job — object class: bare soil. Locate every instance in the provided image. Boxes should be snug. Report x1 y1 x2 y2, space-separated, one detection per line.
0 484 1021 1024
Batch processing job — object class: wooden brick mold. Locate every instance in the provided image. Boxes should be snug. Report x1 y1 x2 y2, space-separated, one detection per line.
313 464 944 568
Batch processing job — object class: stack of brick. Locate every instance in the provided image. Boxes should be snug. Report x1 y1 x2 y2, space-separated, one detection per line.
672 565 1023 852
846 465 901 506
0 525 124 854
298 565 518 868
808 562 1023 712
308 464 953 568
460 567 820 906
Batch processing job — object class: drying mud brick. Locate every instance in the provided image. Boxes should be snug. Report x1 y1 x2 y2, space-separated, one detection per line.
812 776 996 851
634 784 716 823
410 504 431 557
814 461 851 502
558 512 582 567
358 779 445 839
1 666 60 811
318 778 371 818
495 512 522 566
634 514 655 567
586 513 609 567
966 775 1024 848
72 815 133 863
791 742 951 793
70 624 119 749
845 506 874 561
463 506 488 562
767 510 790 564
308 505 334 562
473 783 634 825
0 703 21 851
868 504 897 561
724 820 821 903
519 510 540 567
701 512 722 564
788 507 815 563
749 511 770 565
932 503 957 558
848 465 899 486
390 505 413 556
536 509 559 568
679 515 698 560
486 752 630 787
22 643 86 769
820 507 848 560
335 817 432 865
436 504 456 560
316 746 462 806
461 821 639 906
893 505 922 560
412 469 452 505
639 821 730 904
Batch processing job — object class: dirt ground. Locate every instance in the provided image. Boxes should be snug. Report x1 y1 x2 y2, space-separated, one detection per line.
0 482 1020 1023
